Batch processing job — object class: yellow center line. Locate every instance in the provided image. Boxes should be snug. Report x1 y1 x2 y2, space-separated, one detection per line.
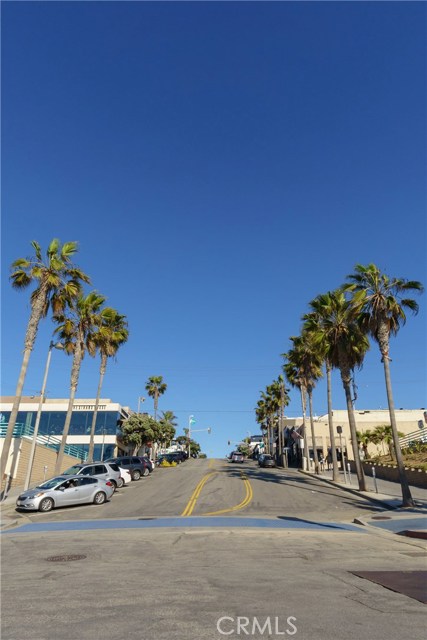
181 472 217 516
203 471 253 516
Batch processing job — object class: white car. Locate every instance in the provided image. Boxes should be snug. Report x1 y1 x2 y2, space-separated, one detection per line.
119 467 132 486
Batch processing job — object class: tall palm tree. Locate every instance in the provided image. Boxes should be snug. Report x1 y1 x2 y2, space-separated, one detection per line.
310 289 370 491
54 291 106 474
344 263 424 507
290 333 323 474
1 239 89 486
87 308 129 462
255 398 269 452
282 356 310 467
304 292 342 482
266 377 290 463
145 376 167 421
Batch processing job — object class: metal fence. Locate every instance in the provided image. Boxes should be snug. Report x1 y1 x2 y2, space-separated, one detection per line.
399 426 427 449
0 422 88 461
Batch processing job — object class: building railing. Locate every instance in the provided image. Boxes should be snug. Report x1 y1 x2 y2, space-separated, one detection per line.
0 422 88 461
399 426 427 448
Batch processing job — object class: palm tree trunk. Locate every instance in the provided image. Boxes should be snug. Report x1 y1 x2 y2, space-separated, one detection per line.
299 386 310 469
0 347 32 488
308 389 320 474
154 392 158 422
0 285 48 490
382 356 414 507
341 373 366 491
88 354 107 462
326 363 339 481
55 345 83 475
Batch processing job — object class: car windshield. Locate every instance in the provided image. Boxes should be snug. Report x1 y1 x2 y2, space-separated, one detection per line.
62 466 82 475
36 477 67 490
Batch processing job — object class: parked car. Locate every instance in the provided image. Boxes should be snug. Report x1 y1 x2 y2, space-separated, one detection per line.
258 454 276 468
136 456 154 473
164 451 187 464
62 462 122 490
16 475 114 512
230 451 244 463
156 454 177 466
119 467 132 485
106 456 150 480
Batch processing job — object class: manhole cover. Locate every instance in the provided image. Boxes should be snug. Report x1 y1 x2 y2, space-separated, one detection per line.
46 554 87 562
371 515 392 520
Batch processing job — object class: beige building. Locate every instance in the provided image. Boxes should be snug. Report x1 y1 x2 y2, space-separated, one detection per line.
279 408 426 465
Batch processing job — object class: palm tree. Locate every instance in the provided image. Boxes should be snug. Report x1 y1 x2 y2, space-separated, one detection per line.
87 308 129 462
356 429 373 460
145 376 167 421
1 239 89 486
282 356 310 467
290 333 323 474
264 377 290 464
158 411 178 448
54 291 106 474
344 263 424 507
310 289 370 491
255 398 269 452
304 292 343 482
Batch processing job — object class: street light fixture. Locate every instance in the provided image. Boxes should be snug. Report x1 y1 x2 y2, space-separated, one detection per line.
24 341 64 490
137 396 145 414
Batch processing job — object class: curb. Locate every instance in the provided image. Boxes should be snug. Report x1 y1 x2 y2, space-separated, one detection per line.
297 469 400 510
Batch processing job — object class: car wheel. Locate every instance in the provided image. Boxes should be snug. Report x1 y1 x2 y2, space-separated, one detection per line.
132 470 141 481
93 491 106 505
117 477 124 489
39 497 54 512
142 467 150 477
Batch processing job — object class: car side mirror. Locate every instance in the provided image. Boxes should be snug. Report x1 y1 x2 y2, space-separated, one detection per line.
57 486 65 491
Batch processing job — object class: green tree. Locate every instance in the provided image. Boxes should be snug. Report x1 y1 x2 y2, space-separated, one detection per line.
356 430 374 460
289 333 323 474
54 291 106 474
344 263 424 506
121 413 158 454
145 376 167 421
1 239 89 485
158 411 178 448
87 308 129 462
309 289 370 491
282 355 310 466
304 292 347 482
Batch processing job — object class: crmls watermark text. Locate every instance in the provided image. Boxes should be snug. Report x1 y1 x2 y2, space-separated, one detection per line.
217 616 297 636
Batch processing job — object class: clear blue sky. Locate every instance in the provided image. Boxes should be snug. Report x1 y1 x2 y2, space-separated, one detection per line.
2 2 426 457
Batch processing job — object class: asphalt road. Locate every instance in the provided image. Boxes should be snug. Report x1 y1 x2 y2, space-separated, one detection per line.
2 458 426 640
9 457 387 523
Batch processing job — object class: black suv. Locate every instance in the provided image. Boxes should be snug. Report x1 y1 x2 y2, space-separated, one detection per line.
106 456 150 481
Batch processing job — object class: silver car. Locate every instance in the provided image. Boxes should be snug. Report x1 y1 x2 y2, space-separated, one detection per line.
62 461 122 490
16 475 115 512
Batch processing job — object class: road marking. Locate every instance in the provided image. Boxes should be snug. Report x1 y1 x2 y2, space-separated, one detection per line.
203 471 253 516
182 466 253 517
181 472 217 516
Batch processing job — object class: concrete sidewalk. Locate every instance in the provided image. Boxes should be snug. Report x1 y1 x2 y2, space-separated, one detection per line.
300 466 427 539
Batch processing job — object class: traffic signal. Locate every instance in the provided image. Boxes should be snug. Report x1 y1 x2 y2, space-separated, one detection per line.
228 440 231 445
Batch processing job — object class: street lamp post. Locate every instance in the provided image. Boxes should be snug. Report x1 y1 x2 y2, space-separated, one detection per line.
187 415 211 458
24 341 64 490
